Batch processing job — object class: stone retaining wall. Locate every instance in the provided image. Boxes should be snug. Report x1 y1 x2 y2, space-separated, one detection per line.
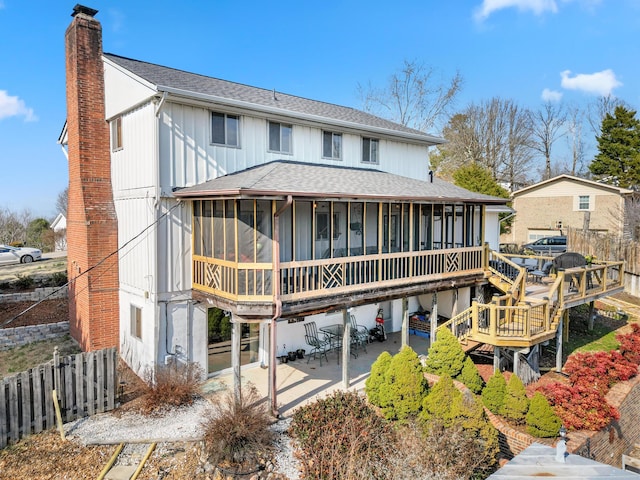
0 286 68 303
0 321 70 351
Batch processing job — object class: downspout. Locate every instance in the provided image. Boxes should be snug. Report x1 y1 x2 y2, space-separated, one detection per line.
270 195 292 417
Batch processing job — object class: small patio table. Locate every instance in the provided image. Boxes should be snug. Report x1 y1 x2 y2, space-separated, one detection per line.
319 324 358 359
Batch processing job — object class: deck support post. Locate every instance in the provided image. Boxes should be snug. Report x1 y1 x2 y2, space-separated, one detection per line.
430 293 438 346
231 315 242 402
401 297 409 347
588 301 595 331
513 349 520 378
493 347 501 373
342 308 350 389
556 316 563 373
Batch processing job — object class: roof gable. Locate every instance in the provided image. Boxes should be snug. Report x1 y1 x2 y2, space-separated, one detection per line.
513 175 633 198
174 160 507 204
103 54 443 144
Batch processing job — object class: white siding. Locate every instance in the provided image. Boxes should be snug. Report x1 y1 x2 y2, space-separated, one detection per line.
158 102 430 192
104 62 156 119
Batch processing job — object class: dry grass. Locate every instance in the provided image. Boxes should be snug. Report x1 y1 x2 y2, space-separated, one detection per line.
0 335 81 379
139 361 203 415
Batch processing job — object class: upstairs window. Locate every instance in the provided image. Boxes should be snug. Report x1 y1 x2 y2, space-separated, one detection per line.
322 131 342 160
111 117 122 151
268 121 292 153
211 112 239 146
578 195 590 210
362 137 379 163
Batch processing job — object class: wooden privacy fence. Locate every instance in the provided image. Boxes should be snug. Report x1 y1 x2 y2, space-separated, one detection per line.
568 227 640 274
1 347 118 448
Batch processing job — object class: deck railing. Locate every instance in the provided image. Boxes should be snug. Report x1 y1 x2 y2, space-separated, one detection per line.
193 246 484 302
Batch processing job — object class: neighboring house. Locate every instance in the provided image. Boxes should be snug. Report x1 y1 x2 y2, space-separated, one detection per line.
61 6 515 408
50 213 67 251
504 174 640 246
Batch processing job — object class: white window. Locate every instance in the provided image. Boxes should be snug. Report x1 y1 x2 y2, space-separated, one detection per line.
578 195 590 210
268 121 292 153
211 112 239 146
362 137 379 163
131 305 142 340
322 131 342 160
111 117 122 151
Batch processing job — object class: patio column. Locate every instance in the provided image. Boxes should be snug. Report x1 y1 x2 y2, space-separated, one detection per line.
231 314 242 402
401 297 409 347
430 293 438 346
342 308 350 388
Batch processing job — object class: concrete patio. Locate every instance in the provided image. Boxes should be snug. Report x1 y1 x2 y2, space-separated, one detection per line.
202 331 431 416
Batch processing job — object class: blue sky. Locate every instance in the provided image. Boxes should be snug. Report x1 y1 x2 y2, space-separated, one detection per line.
1 0 639 218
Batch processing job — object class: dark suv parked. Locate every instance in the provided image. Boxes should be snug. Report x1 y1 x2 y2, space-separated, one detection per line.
523 236 567 255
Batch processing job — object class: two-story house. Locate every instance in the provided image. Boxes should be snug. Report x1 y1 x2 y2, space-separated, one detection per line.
63 5 513 409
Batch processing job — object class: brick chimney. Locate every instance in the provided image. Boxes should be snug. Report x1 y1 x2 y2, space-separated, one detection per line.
65 5 120 351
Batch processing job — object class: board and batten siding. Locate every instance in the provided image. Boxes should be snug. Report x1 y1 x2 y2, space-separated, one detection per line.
158 101 430 192
104 60 156 120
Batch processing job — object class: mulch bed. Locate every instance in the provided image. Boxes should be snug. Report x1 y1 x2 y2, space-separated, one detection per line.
0 299 69 329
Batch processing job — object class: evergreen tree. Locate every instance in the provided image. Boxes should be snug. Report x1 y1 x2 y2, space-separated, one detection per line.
589 106 640 189
481 370 507 414
419 374 463 426
379 346 429 421
459 356 485 394
500 374 529 425
365 351 393 407
424 327 466 378
453 163 510 198
526 392 561 438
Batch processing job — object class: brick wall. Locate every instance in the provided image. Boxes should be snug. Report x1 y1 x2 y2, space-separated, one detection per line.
65 6 120 351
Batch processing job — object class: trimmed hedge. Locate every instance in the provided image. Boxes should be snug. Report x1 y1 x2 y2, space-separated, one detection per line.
378 346 428 421
482 370 506 414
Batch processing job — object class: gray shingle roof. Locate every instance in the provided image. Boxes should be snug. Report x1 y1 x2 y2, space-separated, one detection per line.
103 53 443 144
173 161 507 204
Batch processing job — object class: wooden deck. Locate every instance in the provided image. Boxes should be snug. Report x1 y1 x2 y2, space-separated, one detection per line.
441 251 625 349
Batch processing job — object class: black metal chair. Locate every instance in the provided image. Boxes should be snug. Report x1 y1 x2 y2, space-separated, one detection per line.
304 322 331 366
350 314 368 353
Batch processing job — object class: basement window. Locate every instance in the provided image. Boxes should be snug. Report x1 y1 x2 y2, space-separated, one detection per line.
111 116 122 151
131 304 142 340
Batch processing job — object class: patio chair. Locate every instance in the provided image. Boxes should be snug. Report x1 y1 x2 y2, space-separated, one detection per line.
304 322 331 366
350 314 368 354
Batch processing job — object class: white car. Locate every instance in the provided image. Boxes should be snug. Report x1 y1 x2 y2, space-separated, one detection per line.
0 245 42 264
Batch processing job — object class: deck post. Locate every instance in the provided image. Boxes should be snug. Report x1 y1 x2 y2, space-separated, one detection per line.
342 308 350 388
430 293 438 345
556 316 563 372
401 297 409 347
493 347 501 372
513 349 520 378
563 309 570 343
588 301 595 331
231 315 242 402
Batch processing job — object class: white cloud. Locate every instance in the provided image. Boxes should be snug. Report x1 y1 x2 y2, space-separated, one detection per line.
541 88 563 102
0 90 37 122
475 0 558 21
560 69 622 96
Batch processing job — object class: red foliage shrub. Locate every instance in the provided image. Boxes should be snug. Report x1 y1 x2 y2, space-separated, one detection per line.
538 382 620 431
563 350 637 395
617 323 640 365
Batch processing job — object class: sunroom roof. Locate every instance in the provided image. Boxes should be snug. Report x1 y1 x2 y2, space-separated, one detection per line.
173 161 508 204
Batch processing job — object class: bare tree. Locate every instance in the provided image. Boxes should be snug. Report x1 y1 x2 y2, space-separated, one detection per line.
586 95 627 138
565 104 586 176
438 98 533 188
0 207 33 245
357 60 463 134
530 102 566 180
56 187 68 216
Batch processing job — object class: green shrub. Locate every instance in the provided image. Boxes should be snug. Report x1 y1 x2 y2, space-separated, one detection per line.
424 327 465 378
379 346 428 421
13 274 34 290
202 384 275 471
49 271 68 287
290 390 394 479
419 374 463 426
459 356 485 394
482 370 507 414
365 351 393 407
526 392 561 438
500 374 529 425
140 361 203 414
